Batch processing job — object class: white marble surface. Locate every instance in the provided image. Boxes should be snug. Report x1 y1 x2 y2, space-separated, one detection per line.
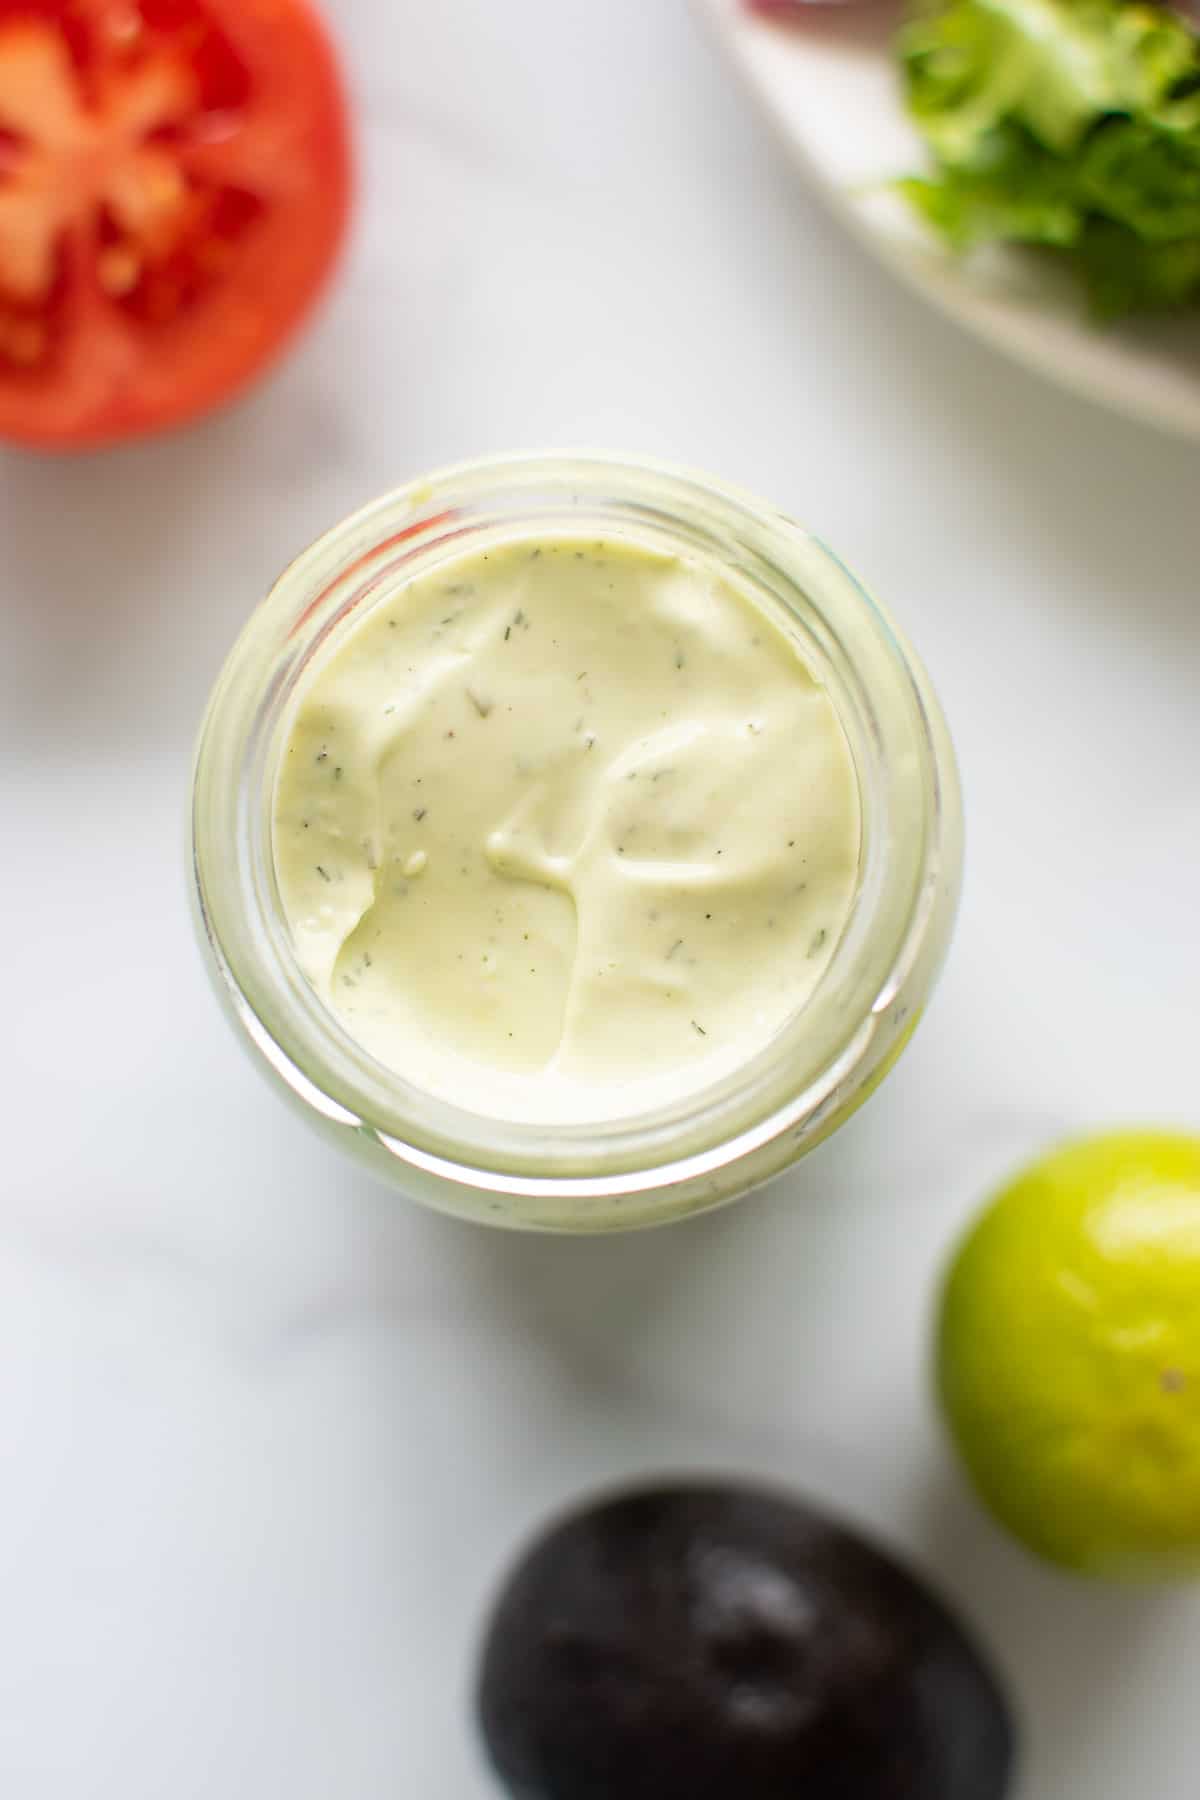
2 2 1199 1794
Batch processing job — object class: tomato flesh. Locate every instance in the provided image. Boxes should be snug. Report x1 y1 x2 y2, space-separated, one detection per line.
0 0 352 447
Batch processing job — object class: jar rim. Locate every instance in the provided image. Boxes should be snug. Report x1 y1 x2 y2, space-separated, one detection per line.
192 450 960 1205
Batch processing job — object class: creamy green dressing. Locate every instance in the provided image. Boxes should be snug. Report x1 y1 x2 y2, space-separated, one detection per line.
272 536 862 1124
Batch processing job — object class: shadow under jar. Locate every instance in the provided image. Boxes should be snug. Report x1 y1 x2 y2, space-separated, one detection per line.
191 453 962 1232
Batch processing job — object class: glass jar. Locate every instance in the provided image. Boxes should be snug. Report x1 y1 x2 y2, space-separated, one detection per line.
191 453 962 1232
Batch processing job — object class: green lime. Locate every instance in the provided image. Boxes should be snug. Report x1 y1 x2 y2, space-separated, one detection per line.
937 1131 1200 1578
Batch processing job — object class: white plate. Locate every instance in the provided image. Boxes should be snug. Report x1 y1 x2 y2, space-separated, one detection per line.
697 0 1200 439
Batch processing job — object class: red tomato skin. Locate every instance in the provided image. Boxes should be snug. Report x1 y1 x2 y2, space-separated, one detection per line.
0 0 354 452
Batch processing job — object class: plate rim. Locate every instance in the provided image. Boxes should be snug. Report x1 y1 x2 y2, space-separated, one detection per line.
694 0 1200 444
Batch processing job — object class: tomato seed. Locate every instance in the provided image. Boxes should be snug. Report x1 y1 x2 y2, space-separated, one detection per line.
98 246 142 297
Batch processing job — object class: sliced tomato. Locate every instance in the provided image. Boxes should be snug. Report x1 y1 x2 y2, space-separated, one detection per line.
0 0 352 448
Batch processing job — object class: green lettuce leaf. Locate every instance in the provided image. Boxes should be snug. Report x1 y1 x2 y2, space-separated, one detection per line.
1080 116 1200 238
1079 217 1200 314
897 0 1200 317
901 0 1199 157
898 125 1085 246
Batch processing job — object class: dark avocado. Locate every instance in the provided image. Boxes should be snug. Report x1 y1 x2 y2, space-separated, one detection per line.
477 1482 1016 1800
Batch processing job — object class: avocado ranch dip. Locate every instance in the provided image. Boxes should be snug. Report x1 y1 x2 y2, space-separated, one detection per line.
271 534 862 1125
